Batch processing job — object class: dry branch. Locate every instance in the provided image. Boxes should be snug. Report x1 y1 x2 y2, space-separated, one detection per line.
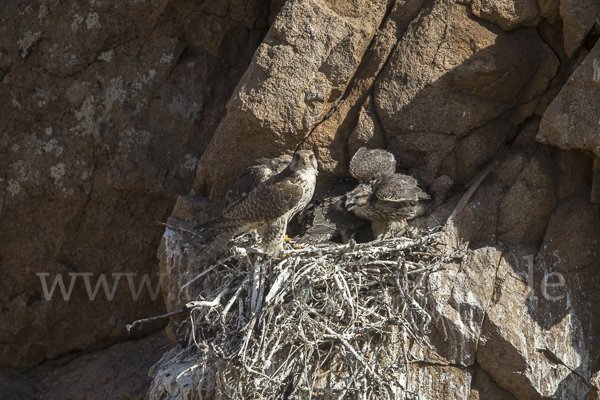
150 224 466 399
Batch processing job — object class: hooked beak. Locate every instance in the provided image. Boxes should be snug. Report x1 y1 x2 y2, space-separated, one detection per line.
302 157 309 166
345 198 355 210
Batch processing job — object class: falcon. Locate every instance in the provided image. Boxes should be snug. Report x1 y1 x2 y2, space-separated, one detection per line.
225 154 292 207
345 173 431 239
196 150 318 261
295 181 367 244
349 147 396 183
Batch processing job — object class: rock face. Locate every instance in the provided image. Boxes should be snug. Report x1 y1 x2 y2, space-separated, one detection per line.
156 0 600 397
560 0 600 56
539 40 600 156
471 0 540 30
374 1 558 184
347 95 387 157
0 331 169 400
0 0 278 368
195 0 391 203
478 245 591 400
5 0 600 398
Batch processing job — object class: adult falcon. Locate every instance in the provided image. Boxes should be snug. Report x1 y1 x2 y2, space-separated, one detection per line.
345 173 431 239
224 154 292 207
196 150 318 261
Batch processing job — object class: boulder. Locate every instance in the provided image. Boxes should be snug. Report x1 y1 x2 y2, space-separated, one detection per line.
375 1 557 183
196 0 390 203
470 364 518 400
471 0 540 30
539 40 600 156
415 246 503 366
538 0 561 24
477 245 591 400
347 95 387 158
560 0 600 56
301 0 426 177
497 147 557 245
535 197 600 372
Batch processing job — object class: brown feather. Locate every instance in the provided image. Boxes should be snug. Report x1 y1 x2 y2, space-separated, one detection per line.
195 150 317 260
349 147 396 183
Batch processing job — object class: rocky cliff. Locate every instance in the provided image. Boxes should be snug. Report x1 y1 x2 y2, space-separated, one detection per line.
3 0 600 398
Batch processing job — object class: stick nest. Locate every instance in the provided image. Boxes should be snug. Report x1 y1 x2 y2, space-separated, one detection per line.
173 228 464 399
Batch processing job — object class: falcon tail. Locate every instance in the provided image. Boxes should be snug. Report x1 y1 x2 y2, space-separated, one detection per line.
198 227 238 264
195 216 236 230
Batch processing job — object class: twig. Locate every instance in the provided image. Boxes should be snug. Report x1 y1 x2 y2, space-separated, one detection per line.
448 162 494 224
186 286 230 310
158 221 202 238
126 308 188 332
161 229 457 398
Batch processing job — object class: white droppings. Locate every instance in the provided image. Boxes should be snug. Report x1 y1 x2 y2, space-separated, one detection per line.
160 53 174 64
17 31 41 57
7 180 21 196
12 98 21 109
181 154 198 171
11 144 20 152
50 163 66 183
85 13 101 30
72 14 84 32
82 170 90 180
45 127 53 136
98 49 114 62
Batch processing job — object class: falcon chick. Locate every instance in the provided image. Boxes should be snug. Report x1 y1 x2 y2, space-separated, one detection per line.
295 181 367 244
196 150 318 262
349 147 396 183
345 173 431 239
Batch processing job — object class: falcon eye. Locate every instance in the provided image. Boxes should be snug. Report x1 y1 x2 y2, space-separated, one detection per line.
354 196 360 201
309 154 314 159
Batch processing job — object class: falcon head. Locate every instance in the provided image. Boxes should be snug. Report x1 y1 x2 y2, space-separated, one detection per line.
345 184 373 211
289 150 318 174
